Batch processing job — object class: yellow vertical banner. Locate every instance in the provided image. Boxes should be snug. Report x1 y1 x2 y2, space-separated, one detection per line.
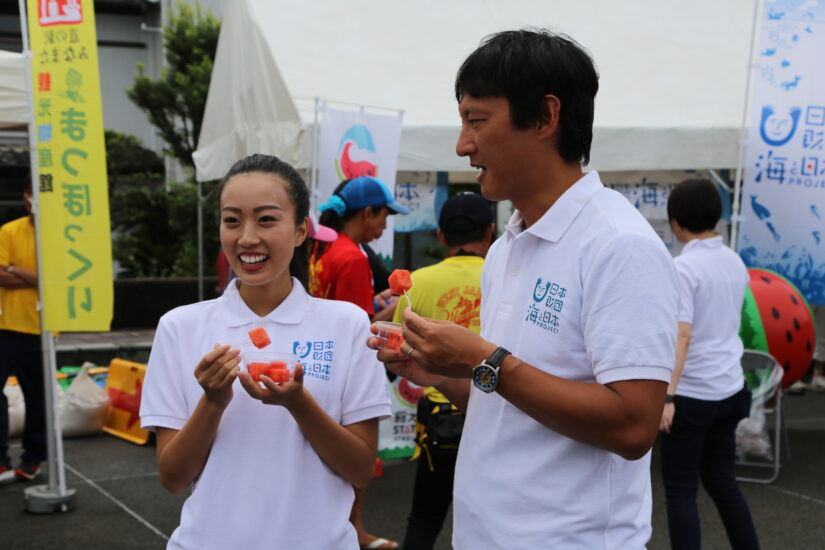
27 0 113 331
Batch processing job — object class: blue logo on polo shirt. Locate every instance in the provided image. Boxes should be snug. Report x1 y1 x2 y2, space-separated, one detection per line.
293 339 335 381
525 277 566 333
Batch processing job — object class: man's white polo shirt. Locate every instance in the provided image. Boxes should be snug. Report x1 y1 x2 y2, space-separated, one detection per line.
453 171 678 550
674 236 749 400
140 279 391 550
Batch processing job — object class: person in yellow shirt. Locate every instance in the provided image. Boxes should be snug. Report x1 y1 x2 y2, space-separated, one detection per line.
0 179 44 483
392 192 494 550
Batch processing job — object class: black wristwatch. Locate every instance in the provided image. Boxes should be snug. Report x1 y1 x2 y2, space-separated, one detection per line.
472 347 511 393
665 394 676 404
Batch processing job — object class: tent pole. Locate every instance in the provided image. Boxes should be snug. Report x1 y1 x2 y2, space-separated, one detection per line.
730 0 764 252
312 97 320 201
17 0 76 513
197 179 203 301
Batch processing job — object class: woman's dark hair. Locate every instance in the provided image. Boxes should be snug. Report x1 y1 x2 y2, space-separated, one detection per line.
218 154 311 289
667 178 722 234
455 29 599 166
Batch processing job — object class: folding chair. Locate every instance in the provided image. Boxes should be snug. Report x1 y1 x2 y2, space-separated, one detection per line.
735 350 788 483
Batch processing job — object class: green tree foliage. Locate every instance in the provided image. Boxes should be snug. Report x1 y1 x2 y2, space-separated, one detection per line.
126 2 219 170
106 130 218 278
117 2 221 278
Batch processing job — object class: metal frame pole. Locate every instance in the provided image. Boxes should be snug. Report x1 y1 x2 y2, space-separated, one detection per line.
730 0 764 251
18 0 76 513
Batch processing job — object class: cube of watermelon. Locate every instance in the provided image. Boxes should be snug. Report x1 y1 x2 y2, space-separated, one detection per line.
267 368 290 383
248 327 271 349
247 362 271 382
388 269 412 295
387 330 404 353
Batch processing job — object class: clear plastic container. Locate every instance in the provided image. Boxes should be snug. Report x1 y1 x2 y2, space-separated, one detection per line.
242 351 299 384
375 321 404 352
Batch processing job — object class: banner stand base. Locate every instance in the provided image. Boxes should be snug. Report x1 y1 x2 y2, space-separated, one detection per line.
23 484 76 514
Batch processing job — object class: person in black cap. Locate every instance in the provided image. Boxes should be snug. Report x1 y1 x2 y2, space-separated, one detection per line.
392 192 494 550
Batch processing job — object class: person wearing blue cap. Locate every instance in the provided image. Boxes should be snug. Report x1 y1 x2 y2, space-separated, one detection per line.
311 175 408 550
311 176 409 318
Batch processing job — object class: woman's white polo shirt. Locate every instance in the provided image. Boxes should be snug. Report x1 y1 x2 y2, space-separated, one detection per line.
674 236 749 400
140 279 391 550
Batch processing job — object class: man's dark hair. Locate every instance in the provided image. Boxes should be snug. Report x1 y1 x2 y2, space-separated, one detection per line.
442 219 490 248
455 29 599 165
667 178 722 233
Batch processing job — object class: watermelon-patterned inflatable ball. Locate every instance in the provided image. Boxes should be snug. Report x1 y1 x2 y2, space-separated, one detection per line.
739 268 815 388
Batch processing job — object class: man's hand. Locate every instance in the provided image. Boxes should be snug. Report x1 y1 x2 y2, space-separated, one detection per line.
395 308 495 379
366 328 448 388
374 288 396 310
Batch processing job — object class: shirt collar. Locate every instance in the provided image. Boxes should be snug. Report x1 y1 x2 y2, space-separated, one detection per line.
219 277 309 328
505 171 604 243
682 235 724 253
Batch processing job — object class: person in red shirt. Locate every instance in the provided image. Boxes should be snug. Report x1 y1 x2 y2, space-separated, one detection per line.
310 177 408 316
311 176 408 550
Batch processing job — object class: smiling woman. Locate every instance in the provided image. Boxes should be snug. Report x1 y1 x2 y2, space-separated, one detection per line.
139 154 392 550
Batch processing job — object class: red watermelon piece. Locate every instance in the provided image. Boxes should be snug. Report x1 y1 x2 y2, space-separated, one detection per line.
248 327 271 349
386 331 404 353
247 362 271 382
744 268 815 388
389 269 412 295
267 368 290 383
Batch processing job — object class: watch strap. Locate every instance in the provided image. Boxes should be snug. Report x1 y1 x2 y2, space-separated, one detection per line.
485 347 511 369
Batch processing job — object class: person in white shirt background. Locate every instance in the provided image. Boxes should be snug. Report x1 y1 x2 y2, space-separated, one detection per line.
140 154 391 550
659 178 760 550
370 29 679 549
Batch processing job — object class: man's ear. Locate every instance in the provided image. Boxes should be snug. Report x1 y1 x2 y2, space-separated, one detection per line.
536 94 561 140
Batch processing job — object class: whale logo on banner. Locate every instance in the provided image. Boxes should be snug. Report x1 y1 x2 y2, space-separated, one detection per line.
317 105 403 267
335 125 378 180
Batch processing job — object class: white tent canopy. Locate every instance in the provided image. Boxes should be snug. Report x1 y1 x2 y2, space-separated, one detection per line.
195 0 755 182
0 50 28 128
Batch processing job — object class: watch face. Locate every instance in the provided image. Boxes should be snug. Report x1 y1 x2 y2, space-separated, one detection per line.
473 364 498 392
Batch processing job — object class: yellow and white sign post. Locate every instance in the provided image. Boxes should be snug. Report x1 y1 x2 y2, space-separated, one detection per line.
19 0 113 512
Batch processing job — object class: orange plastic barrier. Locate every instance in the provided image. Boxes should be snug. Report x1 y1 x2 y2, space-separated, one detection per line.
102 358 149 445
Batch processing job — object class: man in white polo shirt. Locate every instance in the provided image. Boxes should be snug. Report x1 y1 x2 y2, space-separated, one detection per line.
370 29 678 549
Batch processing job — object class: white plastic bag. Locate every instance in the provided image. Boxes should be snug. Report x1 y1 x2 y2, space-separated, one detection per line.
736 406 771 458
736 365 783 459
4 382 24 438
59 362 110 437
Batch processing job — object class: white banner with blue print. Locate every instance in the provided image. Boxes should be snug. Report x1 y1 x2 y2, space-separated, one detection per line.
738 2 825 305
601 170 730 256
393 172 448 233
317 105 403 266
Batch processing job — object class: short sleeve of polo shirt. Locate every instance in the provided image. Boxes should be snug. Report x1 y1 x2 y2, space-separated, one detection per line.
140 313 190 431
581 232 678 384
339 312 391 425
674 259 697 325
